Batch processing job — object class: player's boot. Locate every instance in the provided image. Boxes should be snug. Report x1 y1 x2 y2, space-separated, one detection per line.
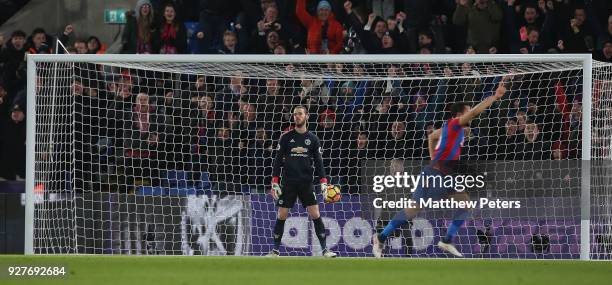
322 249 337 258
371 234 384 258
437 241 463 257
265 249 280 257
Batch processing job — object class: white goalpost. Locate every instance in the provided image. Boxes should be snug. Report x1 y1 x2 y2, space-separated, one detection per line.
25 54 612 259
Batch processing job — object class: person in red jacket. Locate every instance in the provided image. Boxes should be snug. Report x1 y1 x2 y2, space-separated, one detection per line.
296 0 344 54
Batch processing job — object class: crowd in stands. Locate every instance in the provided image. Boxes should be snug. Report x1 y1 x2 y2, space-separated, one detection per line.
0 0 610 194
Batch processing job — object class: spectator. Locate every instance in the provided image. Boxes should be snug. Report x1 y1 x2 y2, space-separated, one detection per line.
255 30 281 53
73 39 89 54
153 2 187 54
453 0 502 53
344 131 373 193
516 110 528 133
316 108 350 183
274 44 287 54
216 72 245 112
557 6 595 53
122 0 156 54
26 28 52 54
552 141 568 160
601 14 612 48
238 103 258 149
106 75 135 168
296 0 344 54
517 120 550 160
86 36 105 54
378 120 409 159
504 0 553 53
594 40 612 63
185 75 209 104
256 79 285 134
294 77 330 121
347 2 408 54
1 92 26 179
193 95 218 158
198 0 241 53
254 4 288 43
519 28 547 54
121 93 162 187
157 89 192 169
0 30 26 93
56 24 75 50
73 78 104 191
414 29 443 54
246 127 273 192
217 30 239 54
206 126 240 194
0 83 8 178
496 118 522 160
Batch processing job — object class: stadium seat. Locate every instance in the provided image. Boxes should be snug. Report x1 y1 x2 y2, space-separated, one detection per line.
198 172 212 190
166 170 190 188
136 186 166 196
167 187 203 197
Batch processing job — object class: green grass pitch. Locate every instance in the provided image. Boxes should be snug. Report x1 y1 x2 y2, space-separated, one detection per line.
1 255 611 285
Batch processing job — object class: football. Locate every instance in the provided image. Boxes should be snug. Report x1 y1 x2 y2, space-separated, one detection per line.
324 185 341 203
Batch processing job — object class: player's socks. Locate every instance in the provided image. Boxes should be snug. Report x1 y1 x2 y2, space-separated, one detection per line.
273 219 286 251
378 210 409 242
312 217 327 250
442 219 465 243
442 208 470 243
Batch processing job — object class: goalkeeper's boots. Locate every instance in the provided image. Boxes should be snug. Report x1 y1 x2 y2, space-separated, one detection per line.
265 249 280 257
322 249 337 258
372 234 384 258
437 241 463 257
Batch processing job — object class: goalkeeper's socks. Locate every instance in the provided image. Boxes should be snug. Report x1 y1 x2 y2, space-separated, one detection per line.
378 210 409 242
273 219 286 251
442 219 465 244
312 217 327 250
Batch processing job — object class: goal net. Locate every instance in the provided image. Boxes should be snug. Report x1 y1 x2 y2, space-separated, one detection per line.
26 54 612 259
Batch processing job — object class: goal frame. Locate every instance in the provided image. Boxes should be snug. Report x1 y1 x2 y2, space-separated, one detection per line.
25 53 594 259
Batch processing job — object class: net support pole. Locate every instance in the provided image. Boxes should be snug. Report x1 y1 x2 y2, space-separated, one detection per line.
25 56 37 255
580 55 593 261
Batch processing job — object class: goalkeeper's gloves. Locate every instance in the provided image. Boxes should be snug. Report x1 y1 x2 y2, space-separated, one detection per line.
271 176 282 200
319 178 328 195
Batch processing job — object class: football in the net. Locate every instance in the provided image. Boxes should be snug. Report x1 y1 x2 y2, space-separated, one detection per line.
324 185 341 203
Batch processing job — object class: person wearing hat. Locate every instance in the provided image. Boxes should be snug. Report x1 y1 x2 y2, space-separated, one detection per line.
121 0 156 54
296 0 344 54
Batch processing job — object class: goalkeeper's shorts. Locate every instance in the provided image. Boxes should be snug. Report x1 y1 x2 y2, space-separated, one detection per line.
411 166 457 202
276 181 317 208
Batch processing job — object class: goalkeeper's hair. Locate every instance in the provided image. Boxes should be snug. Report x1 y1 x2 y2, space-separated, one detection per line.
293 105 309 114
450 102 471 117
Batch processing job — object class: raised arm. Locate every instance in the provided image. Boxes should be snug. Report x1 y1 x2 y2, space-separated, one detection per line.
296 0 314 28
458 80 507 126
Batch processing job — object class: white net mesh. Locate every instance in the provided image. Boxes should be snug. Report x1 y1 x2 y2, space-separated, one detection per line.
30 57 612 258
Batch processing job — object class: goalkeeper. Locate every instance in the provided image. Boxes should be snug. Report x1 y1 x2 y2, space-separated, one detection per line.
268 105 337 258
